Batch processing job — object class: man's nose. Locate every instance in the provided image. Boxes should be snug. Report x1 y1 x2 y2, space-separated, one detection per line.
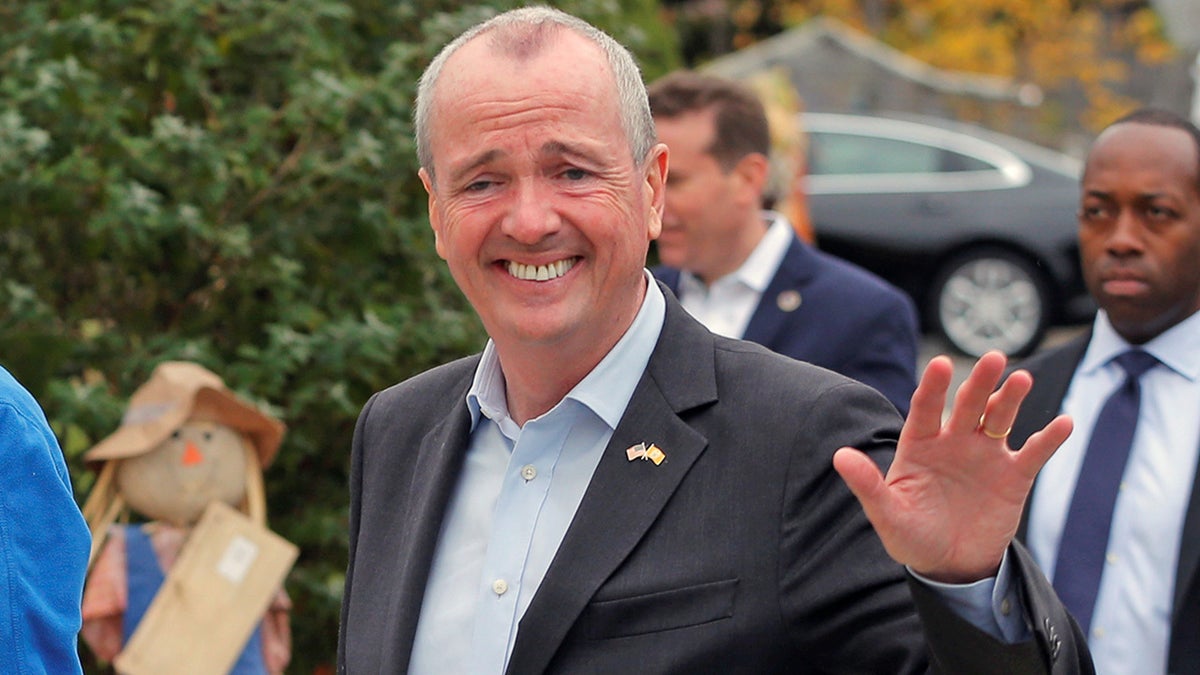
1106 208 1146 255
501 180 562 244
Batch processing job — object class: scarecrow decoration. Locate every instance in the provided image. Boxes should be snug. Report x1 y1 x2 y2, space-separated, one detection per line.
80 361 296 675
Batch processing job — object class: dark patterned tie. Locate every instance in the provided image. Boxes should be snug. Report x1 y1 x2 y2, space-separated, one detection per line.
1052 349 1159 634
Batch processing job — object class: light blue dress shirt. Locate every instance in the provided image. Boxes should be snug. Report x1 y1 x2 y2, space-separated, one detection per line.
409 273 666 675
1029 309 1200 674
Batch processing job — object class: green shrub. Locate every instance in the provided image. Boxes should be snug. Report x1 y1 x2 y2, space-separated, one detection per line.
0 1 677 671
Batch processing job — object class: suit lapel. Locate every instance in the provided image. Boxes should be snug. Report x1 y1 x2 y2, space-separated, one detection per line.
1011 334 1089 448
1172 412 1200 626
506 294 719 674
381 390 475 671
741 235 813 348
1013 332 1089 543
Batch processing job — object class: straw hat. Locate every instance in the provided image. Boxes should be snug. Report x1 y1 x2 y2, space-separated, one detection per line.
84 361 285 468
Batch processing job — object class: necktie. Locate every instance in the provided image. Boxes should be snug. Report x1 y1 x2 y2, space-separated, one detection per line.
1052 349 1159 635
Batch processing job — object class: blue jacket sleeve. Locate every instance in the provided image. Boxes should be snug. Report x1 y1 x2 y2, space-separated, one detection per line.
0 367 90 675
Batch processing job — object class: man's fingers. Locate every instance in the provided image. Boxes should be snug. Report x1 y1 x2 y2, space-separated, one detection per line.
904 356 954 441
946 351 1008 435
978 369 1033 443
833 447 890 521
1014 414 1074 480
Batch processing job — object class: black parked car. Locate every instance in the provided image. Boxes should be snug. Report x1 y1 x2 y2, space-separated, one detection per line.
802 112 1094 357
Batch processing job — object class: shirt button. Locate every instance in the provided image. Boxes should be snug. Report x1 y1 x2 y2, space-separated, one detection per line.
1106 553 1118 565
1000 598 1012 616
1092 626 1105 639
520 464 537 481
492 579 509 596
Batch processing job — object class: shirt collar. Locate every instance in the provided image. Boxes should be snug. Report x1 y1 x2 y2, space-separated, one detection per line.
466 270 667 430
679 211 794 294
1081 309 1200 382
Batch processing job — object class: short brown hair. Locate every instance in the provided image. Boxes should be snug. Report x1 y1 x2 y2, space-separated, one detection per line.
647 70 770 172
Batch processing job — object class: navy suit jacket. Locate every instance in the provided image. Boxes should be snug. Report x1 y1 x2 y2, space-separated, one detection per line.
338 285 1090 674
1013 331 1200 673
653 233 919 415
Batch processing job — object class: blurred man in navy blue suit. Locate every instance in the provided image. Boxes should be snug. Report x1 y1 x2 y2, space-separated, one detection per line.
648 71 919 414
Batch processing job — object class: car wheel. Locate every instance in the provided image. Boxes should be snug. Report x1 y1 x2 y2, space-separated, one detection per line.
929 248 1052 358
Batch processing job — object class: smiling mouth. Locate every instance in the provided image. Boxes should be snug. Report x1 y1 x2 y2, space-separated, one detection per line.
506 257 578 281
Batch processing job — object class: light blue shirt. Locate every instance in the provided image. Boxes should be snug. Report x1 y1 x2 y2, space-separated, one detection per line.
1029 309 1200 674
409 273 666 675
911 552 1028 643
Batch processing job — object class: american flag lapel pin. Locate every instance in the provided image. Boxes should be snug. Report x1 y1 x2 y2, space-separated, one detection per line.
626 442 665 465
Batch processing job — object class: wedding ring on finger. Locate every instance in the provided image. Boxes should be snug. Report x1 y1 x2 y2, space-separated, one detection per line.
978 415 1012 440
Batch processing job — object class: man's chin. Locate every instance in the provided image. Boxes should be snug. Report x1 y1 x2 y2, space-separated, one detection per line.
1104 302 1182 344
653 248 680 264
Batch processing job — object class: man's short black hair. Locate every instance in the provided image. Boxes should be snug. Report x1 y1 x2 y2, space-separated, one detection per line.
1106 108 1200 190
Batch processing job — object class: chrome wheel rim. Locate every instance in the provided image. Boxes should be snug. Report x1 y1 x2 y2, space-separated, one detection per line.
938 257 1043 356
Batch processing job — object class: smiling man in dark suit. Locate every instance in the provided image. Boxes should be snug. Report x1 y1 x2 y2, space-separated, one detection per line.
648 71 919 415
336 7 1092 673
1012 108 1200 673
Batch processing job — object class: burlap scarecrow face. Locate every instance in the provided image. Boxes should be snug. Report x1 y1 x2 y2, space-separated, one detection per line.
84 361 284 528
115 419 253 526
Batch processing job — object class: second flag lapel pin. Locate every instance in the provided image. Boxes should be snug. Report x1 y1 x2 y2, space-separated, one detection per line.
625 442 666 465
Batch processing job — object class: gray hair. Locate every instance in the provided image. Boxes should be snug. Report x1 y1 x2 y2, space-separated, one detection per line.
414 6 656 179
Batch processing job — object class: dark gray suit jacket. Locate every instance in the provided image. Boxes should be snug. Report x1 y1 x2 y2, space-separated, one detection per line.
339 288 1089 673
1013 331 1200 673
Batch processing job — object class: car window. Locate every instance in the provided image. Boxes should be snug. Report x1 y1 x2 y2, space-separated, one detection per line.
809 132 995 176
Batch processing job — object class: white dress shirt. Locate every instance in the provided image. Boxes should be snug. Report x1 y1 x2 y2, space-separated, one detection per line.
677 212 792 338
1028 309 1200 674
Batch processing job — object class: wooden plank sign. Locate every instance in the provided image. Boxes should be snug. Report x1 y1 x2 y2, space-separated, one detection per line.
114 501 298 675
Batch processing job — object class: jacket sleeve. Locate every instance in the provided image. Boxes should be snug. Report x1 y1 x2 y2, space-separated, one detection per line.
909 542 1095 674
0 387 91 675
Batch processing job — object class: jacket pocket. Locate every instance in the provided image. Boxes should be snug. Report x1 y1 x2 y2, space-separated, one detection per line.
577 578 738 639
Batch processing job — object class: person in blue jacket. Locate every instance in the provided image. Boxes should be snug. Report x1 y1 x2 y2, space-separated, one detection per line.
0 364 90 674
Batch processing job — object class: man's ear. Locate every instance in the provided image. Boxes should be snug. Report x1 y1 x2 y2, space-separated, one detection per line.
644 143 669 241
731 152 770 208
419 168 447 260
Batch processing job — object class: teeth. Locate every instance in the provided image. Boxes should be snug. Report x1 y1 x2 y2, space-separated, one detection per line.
507 258 576 281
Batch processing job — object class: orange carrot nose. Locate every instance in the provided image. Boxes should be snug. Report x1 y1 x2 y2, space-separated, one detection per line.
181 441 205 466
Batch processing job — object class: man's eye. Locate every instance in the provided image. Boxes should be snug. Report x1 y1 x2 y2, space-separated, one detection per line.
562 168 588 181
1146 205 1176 220
465 180 493 192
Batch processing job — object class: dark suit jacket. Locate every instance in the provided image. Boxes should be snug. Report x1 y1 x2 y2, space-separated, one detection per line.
339 287 1089 674
1013 331 1200 673
653 233 919 415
